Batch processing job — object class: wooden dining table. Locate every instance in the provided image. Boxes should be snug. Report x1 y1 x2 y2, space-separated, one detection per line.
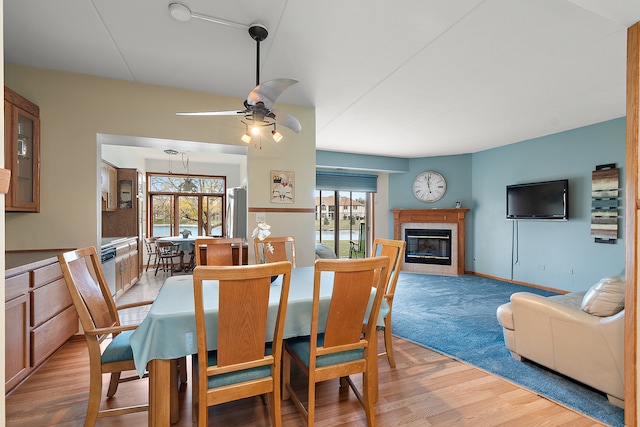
129 265 389 426
156 235 205 272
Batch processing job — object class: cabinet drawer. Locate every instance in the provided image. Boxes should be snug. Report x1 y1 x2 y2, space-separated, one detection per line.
30 278 73 327
30 305 78 367
6 272 29 302
31 262 63 289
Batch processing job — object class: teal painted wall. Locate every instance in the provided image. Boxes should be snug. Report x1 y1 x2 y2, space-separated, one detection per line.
470 118 625 291
318 118 625 292
387 118 625 292
387 154 473 212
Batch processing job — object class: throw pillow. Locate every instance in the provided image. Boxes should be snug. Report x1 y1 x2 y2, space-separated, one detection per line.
315 243 337 259
581 275 625 317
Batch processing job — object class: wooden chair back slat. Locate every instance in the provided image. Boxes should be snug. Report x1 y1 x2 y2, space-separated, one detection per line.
195 237 243 266
144 237 157 253
323 269 376 348
312 257 389 351
60 247 118 332
217 276 271 366
254 236 296 267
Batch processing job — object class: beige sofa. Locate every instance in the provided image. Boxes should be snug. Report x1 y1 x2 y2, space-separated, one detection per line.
496 275 625 407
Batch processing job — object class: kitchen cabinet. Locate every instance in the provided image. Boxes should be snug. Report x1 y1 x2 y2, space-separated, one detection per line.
115 237 139 298
102 168 144 282
101 161 117 211
5 273 29 392
4 86 40 212
30 263 77 368
5 257 78 393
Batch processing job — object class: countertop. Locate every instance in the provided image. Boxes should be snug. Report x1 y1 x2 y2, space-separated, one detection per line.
5 236 138 275
5 251 64 276
101 236 138 248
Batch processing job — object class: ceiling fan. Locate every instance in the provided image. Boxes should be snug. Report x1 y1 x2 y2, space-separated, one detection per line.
174 14 302 143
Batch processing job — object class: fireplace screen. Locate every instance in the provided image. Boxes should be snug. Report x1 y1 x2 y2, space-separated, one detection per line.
404 229 452 265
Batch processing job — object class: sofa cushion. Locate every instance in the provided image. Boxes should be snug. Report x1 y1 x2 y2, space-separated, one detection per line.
496 302 514 330
581 275 625 317
315 243 337 259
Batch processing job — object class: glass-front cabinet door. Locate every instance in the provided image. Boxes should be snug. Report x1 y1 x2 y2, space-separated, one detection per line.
4 87 40 212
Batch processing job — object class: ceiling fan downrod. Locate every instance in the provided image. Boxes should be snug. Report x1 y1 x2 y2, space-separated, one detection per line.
248 24 268 87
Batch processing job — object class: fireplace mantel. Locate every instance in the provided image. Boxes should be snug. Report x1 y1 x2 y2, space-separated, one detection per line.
392 209 469 275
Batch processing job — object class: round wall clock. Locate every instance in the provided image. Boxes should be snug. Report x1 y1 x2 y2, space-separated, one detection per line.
412 170 447 202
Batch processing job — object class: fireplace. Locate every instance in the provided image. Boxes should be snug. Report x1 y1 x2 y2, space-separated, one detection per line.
405 229 452 265
392 209 469 275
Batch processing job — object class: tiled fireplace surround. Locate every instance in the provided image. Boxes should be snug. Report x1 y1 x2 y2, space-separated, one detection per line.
392 209 469 276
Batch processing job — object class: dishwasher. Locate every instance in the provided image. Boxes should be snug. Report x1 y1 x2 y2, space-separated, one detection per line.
100 246 117 298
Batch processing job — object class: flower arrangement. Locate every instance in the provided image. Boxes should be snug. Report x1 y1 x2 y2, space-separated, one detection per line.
252 222 274 254
180 229 192 238
253 222 278 282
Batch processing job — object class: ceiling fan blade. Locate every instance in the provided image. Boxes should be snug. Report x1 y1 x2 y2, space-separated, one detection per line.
247 78 298 109
176 110 245 116
271 109 302 133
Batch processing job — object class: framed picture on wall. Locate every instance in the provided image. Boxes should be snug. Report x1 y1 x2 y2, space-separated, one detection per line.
271 170 294 204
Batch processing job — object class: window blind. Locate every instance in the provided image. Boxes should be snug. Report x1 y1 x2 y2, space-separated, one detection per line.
316 171 377 193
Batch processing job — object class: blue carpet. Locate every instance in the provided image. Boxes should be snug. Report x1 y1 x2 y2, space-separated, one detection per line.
392 273 624 427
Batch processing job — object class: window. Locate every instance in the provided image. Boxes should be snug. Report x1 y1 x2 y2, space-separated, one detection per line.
315 171 377 258
148 173 225 237
315 190 373 258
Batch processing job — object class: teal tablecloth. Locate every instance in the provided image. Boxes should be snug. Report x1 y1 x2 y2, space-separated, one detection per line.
156 235 204 252
129 266 388 376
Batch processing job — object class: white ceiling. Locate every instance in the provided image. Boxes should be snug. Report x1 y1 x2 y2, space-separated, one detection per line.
4 1 640 159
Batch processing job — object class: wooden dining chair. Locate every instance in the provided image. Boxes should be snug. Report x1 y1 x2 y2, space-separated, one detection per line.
254 235 297 267
372 238 406 368
194 237 243 266
155 240 181 276
192 261 292 427
144 237 158 271
283 256 390 427
57 246 153 426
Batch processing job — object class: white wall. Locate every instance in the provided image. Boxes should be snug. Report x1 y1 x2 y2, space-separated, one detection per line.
373 172 390 239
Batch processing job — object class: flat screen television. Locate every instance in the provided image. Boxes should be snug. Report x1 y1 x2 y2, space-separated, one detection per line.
506 179 569 220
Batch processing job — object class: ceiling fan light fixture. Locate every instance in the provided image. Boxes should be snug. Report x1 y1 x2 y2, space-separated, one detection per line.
272 126 283 143
173 16 301 146
168 3 192 22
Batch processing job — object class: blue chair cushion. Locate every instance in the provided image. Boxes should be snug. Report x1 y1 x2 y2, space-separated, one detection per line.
286 334 363 368
101 330 135 364
193 344 273 389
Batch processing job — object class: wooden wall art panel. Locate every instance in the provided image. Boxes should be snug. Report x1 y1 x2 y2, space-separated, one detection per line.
591 163 619 243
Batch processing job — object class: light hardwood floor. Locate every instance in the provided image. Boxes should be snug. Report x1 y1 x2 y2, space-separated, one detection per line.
6 269 607 426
